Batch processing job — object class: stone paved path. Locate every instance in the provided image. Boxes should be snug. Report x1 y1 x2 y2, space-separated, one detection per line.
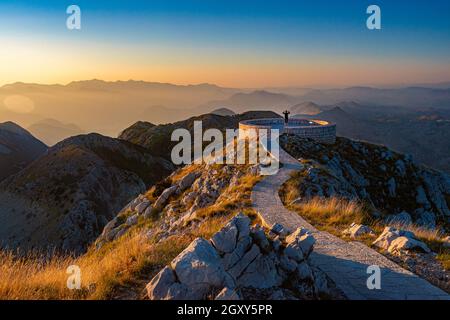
252 148 450 300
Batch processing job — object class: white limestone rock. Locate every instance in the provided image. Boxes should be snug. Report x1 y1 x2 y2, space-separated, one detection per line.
387 236 431 255
342 223 375 238
211 221 238 254
154 185 178 210
373 226 430 255
237 253 283 289
125 214 139 226
146 217 323 300
228 244 260 280
146 266 177 300
178 171 201 191
135 200 150 215
170 238 228 299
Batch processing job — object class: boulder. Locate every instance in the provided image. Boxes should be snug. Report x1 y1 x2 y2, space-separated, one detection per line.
387 236 431 254
211 221 238 254
373 226 430 255
222 236 252 270
113 227 129 240
237 253 282 289
146 218 324 300
178 171 201 191
284 243 304 262
270 223 290 238
342 223 375 238
146 266 177 300
143 205 154 219
135 200 150 214
234 213 251 240
296 261 314 281
251 227 271 252
126 214 139 226
228 244 260 280
154 186 178 210
101 218 118 237
279 255 297 272
297 234 315 257
170 238 227 299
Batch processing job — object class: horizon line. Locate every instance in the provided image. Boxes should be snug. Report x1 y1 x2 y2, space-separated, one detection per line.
2 78 450 91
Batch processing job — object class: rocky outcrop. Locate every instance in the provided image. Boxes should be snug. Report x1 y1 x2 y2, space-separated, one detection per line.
373 227 431 255
146 213 331 300
281 135 450 229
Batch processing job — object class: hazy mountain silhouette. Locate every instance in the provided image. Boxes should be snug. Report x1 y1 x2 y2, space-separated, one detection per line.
27 119 84 146
0 122 47 181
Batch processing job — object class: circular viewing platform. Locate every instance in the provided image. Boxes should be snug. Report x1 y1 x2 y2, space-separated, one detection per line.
239 118 336 144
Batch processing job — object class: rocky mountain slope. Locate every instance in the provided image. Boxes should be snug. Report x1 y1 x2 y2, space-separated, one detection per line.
119 111 281 160
0 122 47 181
280 135 450 230
298 103 450 174
0 133 174 254
93 158 343 300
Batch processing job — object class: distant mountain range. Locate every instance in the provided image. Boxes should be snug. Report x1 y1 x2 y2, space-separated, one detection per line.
27 118 84 146
290 101 324 115
1 79 449 141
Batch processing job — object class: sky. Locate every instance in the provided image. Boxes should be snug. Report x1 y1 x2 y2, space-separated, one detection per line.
1 0 449 88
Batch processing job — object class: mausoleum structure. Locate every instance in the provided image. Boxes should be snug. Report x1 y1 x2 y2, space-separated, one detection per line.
239 117 336 144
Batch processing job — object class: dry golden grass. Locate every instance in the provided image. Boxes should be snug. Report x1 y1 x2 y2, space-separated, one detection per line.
387 222 444 245
0 231 149 300
0 230 194 300
0 165 262 300
437 253 450 271
289 196 372 236
285 193 450 270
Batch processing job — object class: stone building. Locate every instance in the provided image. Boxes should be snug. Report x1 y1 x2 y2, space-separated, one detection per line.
239 118 336 144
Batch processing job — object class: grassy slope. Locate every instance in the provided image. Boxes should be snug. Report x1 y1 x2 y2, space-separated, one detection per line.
0 164 260 300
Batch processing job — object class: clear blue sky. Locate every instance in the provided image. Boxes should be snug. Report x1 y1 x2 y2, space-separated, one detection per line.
1 0 449 87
